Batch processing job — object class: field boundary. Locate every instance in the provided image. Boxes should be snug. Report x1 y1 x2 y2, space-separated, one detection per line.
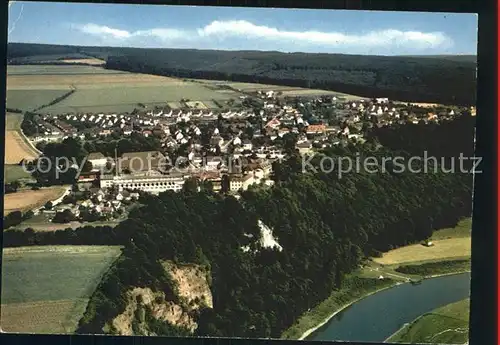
4 186 70 215
1 245 123 334
18 127 43 156
5 131 40 164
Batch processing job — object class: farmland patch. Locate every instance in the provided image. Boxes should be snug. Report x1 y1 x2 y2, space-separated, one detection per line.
4 186 68 215
6 89 71 111
4 165 32 183
6 112 24 130
6 64 243 114
5 131 40 164
7 73 183 91
1 245 122 333
372 237 471 265
42 84 237 114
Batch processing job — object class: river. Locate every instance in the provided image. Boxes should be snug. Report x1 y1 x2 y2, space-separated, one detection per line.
308 272 471 342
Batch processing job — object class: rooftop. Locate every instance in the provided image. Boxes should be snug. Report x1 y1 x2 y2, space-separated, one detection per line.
88 152 106 160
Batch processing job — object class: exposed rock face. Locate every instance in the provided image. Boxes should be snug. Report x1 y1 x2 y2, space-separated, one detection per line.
109 262 213 336
163 261 213 309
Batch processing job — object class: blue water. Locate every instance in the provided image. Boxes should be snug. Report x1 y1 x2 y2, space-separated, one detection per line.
309 272 471 342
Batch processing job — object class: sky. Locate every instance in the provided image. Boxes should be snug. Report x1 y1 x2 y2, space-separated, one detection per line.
7 1 478 56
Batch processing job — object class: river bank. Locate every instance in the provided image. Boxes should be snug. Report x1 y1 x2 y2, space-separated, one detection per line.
296 281 399 340
384 271 471 343
280 275 396 340
285 269 471 341
384 297 470 344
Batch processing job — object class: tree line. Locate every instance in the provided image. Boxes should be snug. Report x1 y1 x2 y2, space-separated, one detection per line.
33 89 76 112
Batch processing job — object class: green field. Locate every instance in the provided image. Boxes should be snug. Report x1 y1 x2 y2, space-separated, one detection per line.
6 89 71 111
1 245 122 333
6 112 24 130
42 85 240 114
4 165 32 183
8 64 244 114
387 298 470 344
6 64 367 115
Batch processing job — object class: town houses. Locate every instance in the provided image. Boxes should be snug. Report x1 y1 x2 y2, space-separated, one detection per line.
25 89 468 199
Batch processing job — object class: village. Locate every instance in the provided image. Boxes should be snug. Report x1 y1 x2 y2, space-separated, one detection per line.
13 90 474 228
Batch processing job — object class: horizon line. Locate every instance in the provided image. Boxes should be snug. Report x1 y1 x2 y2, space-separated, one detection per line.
7 41 477 57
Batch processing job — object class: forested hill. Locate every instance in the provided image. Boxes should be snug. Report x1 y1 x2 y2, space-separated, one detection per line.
7 42 476 105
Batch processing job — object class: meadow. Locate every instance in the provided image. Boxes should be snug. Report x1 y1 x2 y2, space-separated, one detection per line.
6 89 71 111
42 84 237 114
372 237 471 265
6 65 244 114
4 165 32 183
1 245 122 333
4 186 68 215
6 112 24 130
373 218 472 266
387 298 470 344
6 64 366 115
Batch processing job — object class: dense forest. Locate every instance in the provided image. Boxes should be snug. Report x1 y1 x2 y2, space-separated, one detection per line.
7 43 477 105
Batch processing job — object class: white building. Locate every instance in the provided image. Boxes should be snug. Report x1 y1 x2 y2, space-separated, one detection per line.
100 173 186 194
230 174 255 192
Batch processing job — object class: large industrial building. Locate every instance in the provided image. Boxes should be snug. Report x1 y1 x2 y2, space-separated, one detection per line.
100 173 187 194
